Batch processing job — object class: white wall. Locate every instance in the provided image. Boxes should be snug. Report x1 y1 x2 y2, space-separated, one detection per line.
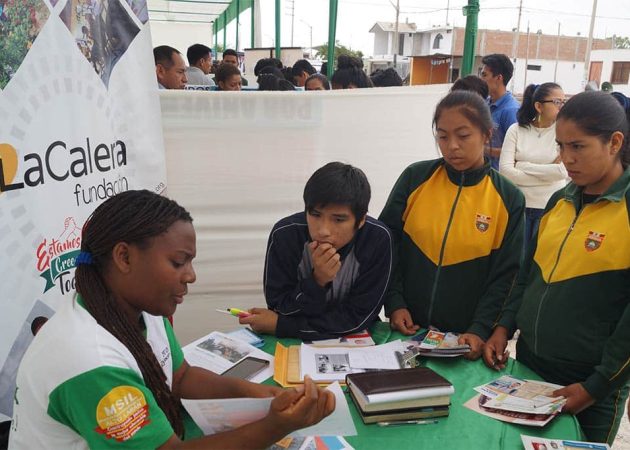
150 22 214 57
591 49 630 95
509 59 586 95
160 86 449 344
373 30 389 56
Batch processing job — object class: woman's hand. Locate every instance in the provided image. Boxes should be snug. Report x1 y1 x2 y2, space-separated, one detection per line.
266 376 335 434
389 308 420 335
482 326 510 370
553 383 595 415
458 333 485 360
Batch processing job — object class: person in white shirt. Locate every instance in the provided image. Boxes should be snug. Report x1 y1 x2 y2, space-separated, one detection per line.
185 44 215 87
499 82 568 245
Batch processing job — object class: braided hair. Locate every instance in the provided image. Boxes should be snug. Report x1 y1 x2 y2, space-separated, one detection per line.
75 190 192 437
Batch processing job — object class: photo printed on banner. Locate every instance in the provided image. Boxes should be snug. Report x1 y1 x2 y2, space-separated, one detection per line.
0 0 51 89
59 0 140 87
121 0 147 24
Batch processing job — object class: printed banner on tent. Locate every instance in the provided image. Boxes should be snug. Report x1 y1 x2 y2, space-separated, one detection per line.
0 0 166 420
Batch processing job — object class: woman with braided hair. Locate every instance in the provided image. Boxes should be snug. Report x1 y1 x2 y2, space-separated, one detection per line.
9 190 334 450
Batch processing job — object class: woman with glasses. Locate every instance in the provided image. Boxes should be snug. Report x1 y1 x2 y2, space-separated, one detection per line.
499 82 568 245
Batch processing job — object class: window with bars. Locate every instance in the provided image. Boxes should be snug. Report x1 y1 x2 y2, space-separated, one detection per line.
611 61 630 84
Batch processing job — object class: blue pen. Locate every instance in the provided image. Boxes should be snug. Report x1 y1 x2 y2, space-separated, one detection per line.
377 419 439 426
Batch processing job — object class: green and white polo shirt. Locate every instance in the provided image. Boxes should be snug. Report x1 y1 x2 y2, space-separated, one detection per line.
9 296 183 449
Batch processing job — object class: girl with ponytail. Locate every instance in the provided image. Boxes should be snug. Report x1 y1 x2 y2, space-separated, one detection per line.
10 190 334 450
485 91 630 445
499 82 568 245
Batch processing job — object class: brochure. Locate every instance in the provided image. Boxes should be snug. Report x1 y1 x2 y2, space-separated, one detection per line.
521 434 610 450
183 331 274 383
464 394 559 427
407 330 470 357
269 436 354 450
475 375 565 414
305 330 375 347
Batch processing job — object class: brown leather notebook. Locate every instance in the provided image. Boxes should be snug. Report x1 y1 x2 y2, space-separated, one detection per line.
345 367 453 404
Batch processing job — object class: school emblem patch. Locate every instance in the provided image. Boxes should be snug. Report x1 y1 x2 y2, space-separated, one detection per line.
584 231 605 252
95 386 150 442
475 214 491 232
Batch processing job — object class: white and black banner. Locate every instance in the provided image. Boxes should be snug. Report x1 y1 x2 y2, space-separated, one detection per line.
0 0 165 420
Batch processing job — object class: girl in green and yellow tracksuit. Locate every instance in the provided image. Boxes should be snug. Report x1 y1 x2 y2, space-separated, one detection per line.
485 91 630 445
380 91 525 359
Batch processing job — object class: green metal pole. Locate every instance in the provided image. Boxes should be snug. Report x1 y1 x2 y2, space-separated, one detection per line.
250 0 255 48
460 0 479 77
235 0 240 51
327 0 338 79
275 0 281 58
223 12 227 50
213 21 217 57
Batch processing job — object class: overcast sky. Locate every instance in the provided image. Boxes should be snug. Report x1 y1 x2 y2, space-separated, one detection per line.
245 0 630 56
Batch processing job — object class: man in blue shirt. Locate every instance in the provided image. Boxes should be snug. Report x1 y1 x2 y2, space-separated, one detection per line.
480 54 520 170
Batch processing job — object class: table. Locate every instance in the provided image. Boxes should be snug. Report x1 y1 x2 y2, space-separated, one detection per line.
259 322 583 450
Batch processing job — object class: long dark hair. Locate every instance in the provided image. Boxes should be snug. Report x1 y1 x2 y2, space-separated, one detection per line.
557 91 630 169
433 90 494 140
516 82 561 127
75 190 192 437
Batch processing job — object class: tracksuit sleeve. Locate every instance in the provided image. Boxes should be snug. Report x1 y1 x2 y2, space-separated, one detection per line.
263 224 328 317
275 229 393 340
378 168 412 316
582 301 630 401
467 189 525 340
495 233 537 336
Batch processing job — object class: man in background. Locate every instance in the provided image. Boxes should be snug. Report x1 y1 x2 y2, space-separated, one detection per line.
153 45 187 89
480 53 520 170
222 49 248 86
185 44 215 86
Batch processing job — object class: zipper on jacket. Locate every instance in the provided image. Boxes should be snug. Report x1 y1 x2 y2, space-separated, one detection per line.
427 172 464 325
533 206 583 354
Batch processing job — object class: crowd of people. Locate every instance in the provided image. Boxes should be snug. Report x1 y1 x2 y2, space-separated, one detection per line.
6 46 630 449
153 43 406 91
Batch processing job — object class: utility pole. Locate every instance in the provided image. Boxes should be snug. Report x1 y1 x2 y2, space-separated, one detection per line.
584 0 598 85
301 19 313 58
445 0 450 25
509 0 523 92
390 0 400 68
524 22 530 91
554 22 561 82
288 0 295 47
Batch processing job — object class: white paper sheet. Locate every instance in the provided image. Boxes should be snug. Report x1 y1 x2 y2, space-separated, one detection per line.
300 345 359 382
347 341 405 369
183 331 274 383
182 382 356 438
291 382 357 438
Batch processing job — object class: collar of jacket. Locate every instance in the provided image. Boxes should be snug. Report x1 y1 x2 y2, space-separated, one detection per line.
443 157 492 186
564 166 630 206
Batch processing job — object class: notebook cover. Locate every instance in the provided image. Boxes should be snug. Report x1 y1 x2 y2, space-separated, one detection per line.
345 367 452 396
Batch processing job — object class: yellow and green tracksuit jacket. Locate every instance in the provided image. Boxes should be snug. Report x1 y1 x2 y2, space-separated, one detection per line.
379 158 525 340
498 167 630 401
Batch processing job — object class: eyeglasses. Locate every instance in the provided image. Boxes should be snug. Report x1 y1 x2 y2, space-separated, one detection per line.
540 99 566 107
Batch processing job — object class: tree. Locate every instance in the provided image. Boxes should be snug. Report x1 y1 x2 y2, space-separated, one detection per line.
613 36 630 49
314 41 363 61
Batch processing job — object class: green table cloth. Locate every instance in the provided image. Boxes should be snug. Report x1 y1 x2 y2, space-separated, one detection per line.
259 322 583 450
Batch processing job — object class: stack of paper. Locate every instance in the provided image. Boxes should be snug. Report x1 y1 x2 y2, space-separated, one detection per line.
407 331 471 358
464 375 566 427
